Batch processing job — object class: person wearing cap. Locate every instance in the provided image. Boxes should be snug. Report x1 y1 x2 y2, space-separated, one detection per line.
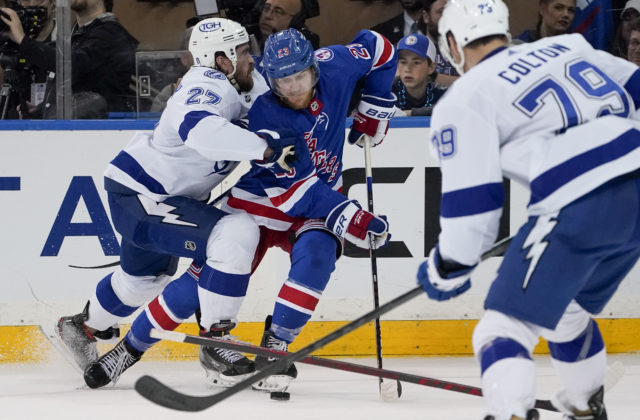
393 33 446 116
612 0 640 57
517 0 576 42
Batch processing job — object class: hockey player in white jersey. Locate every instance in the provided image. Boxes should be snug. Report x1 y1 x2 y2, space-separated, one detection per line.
415 1 640 419
55 18 303 387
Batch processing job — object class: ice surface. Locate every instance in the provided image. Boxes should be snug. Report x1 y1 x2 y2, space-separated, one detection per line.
0 352 637 420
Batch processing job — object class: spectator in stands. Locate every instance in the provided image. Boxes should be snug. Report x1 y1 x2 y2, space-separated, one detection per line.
0 0 138 118
517 0 577 42
256 0 319 50
371 0 424 45
627 18 640 65
612 0 640 58
392 33 444 116
0 0 57 118
421 0 458 87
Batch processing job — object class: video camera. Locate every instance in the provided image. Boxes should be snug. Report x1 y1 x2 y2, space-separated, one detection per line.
0 1 48 39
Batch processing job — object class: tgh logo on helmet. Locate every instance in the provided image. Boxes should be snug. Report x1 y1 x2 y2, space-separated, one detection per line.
199 21 222 32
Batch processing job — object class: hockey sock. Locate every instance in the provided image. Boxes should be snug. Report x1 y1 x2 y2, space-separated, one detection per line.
479 337 536 420
127 272 199 353
549 319 606 413
197 264 250 330
271 231 337 342
86 273 138 331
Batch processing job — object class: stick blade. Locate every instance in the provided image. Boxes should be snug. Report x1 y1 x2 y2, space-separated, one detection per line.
379 379 402 401
135 375 214 412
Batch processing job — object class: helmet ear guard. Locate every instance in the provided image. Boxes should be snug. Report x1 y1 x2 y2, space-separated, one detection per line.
437 0 511 75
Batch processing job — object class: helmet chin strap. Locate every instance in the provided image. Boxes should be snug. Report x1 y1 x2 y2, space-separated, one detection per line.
215 61 242 93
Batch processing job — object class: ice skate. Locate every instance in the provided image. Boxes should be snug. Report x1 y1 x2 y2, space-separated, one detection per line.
252 316 297 392
83 338 143 389
199 321 256 387
55 302 119 372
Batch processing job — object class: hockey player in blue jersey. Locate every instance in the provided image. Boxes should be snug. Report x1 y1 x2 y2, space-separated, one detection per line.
80 28 397 391
220 28 398 392
416 1 640 419
54 17 303 387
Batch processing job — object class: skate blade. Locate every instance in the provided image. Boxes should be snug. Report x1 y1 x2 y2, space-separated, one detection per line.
38 323 86 375
251 374 294 392
202 368 255 388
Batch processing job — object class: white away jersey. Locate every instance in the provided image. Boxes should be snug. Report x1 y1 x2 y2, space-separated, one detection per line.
104 66 269 202
430 34 640 266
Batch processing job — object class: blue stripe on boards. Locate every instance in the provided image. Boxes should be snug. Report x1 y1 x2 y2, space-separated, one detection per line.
0 177 20 190
178 111 217 141
530 128 640 205
480 337 532 374
441 182 504 218
624 70 640 110
110 151 168 195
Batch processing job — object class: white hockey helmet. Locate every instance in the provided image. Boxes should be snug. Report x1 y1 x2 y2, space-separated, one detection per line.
189 18 249 72
438 0 510 75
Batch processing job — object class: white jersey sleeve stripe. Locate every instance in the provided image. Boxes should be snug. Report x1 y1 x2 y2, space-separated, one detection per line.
178 110 219 141
441 182 505 218
110 150 168 195
530 127 640 205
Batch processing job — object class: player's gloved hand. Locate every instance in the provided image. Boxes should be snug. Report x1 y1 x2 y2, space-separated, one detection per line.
417 246 474 301
348 94 396 147
326 200 390 249
256 128 301 171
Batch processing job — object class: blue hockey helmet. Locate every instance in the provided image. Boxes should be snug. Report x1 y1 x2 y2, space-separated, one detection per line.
263 29 319 97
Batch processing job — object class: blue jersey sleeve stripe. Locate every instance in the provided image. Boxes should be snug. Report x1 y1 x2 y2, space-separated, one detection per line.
624 69 640 110
178 110 218 141
441 182 504 218
530 128 640 205
110 150 168 195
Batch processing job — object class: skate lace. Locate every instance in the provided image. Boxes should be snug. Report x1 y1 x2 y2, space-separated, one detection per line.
214 335 245 363
267 334 288 352
99 342 138 385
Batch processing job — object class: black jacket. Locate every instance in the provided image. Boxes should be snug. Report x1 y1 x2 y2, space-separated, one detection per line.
19 13 138 116
371 14 404 45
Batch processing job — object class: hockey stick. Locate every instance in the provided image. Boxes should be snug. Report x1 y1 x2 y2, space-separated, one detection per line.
148 329 626 412
134 238 511 412
363 135 401 401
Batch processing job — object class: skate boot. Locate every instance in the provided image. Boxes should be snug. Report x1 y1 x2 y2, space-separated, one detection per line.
55 301 120 371
252 315 297 392
83 338 143 389
559 386 607 420
483 409 539 420
199 321 256 387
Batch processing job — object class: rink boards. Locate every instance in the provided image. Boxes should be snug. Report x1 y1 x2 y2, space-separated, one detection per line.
1 118 639 363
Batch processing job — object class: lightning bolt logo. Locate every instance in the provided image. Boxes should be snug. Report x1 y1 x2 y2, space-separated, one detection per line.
521 212 558 290
138 196 198 227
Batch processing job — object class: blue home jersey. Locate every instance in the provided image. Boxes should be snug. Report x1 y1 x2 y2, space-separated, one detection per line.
224 30 397 228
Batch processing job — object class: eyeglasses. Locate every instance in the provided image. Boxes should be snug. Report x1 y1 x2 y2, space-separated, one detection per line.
261 3 296 18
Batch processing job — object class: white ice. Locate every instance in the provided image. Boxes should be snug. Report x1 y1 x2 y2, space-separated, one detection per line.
1 353 638 420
